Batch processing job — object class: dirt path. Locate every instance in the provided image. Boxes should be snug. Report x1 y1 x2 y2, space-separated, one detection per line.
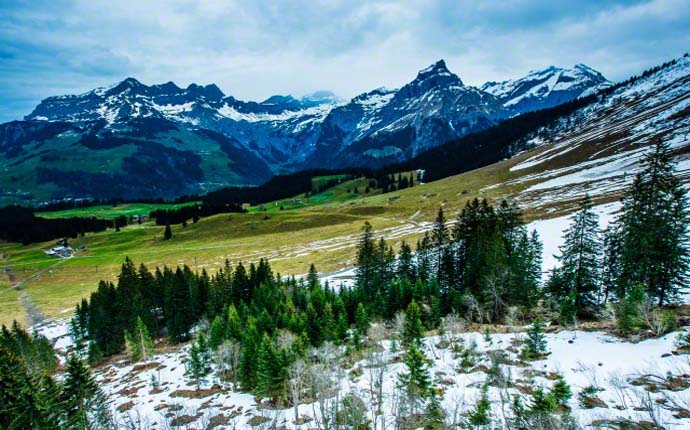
0 253 61 326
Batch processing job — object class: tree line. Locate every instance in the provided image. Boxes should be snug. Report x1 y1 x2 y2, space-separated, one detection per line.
0 206 114 244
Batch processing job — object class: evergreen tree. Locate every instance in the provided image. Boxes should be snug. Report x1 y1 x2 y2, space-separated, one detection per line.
305 303 323 346
124 316 153 362
232 262 250 302
87 341 103 366
616 285 646 334
321 303 337 342
307 264 319 289
238 322 260 389
530 386 556 414
617 140 689 305
555 194 602 313
336 314 349 342
355 222 377 297
467 385 491 427
402 300 425 348
0 345 59 430
187 335 208 388
507 230 542 309
397 343 432 411
354 303 369 339
523 318 548 359
256 334 287 404
550 375 572 407
423 392 445 430
163 223 172 240
432 206 450 249
397 241 415 282
226 304 243 341
209 315 226 351
558 290 578 325
511 395 527 429
165 268 193 343
62 354 113 429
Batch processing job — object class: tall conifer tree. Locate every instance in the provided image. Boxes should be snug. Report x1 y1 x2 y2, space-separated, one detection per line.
617 140 689 305
554 194 602 313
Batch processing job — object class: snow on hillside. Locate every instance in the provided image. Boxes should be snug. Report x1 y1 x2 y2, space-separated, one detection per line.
35 321 690 430
28 196 689 429
502 55 690 216
215 103 333 124
530 202 620 275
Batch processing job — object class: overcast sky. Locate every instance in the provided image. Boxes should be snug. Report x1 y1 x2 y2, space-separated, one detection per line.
1 0 689 123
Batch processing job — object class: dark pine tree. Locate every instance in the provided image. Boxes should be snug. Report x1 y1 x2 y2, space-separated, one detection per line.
61 354 113 429
616 140 689 305
553 194 602 314
164 223 172 240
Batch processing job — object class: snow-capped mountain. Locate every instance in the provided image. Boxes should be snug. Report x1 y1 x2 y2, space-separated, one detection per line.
311 60 504 167
482 64 612 115
26 78 337 168
1 60 610 203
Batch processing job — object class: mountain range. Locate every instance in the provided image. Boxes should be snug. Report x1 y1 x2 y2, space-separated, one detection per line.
1 60 611 203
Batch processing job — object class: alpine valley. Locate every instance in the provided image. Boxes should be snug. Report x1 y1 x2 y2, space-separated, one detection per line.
0 60 610 203
5 39 690 430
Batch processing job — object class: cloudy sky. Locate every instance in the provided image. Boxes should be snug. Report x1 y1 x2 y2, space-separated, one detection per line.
1 0 689 123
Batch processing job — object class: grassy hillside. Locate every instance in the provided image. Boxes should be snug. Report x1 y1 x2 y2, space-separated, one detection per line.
36 201 199 220
0 119 273 205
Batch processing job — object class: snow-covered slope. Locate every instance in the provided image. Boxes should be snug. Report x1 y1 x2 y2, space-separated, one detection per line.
497 55 690 213
37 318 690 430
482 64 611 115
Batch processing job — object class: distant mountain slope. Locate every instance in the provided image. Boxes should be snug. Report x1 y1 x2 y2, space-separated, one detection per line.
0 117 273 202
1 60 609 204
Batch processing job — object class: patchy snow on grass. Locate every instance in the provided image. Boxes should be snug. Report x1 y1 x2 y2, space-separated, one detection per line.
92 325 690 430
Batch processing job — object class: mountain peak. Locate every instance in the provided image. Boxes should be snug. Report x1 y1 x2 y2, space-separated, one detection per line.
117 77 144 88
411 59 463 89
155 81 181 93
186 83 224 100
481 64 610 114
417 59 449 76
261 94 298 105
573 63 606 78
104 77 145 96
